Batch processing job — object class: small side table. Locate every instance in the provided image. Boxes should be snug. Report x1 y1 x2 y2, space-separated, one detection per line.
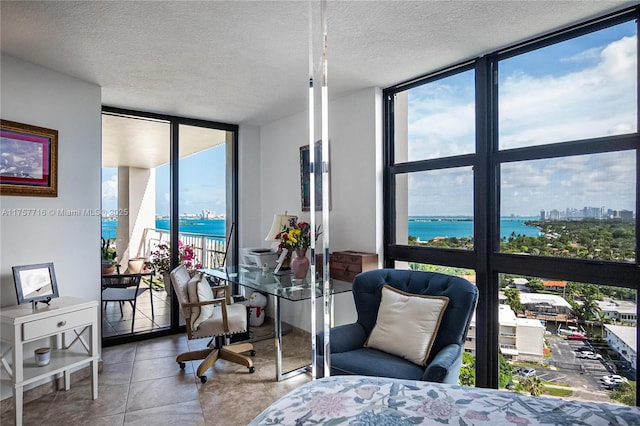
0 296 99 426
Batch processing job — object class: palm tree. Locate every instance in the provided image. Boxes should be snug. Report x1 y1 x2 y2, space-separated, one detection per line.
520 376 544 396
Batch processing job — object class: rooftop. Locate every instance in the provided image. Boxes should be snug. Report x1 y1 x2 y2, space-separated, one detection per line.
519 292 572 309
604 324 637 350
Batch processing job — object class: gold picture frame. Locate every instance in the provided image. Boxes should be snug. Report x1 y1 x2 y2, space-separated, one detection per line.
0 119 58 197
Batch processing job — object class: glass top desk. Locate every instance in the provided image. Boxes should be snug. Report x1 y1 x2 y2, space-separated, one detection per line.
201 266 352 381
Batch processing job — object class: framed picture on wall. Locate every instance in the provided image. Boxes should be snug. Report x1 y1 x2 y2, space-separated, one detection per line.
300 140 330 212
0 119 58 197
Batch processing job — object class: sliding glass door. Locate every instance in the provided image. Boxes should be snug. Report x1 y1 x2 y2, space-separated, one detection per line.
101 108 238 345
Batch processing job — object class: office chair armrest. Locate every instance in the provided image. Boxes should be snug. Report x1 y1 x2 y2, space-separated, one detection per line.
422 343 463 384
316 323 368 355
183 297 226 308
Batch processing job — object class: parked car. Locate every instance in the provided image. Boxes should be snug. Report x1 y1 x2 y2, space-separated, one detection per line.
600 375 628 383
602 377 628 389
567 333 588 340
520 368 536 377
575 346 592 352
577 351 603 360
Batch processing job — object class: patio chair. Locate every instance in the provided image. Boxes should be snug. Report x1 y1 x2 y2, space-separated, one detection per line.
101 272 150 333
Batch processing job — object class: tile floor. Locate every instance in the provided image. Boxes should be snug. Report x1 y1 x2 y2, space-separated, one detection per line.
2 325 313 426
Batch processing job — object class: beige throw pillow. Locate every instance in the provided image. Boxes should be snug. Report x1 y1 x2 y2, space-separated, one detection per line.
187 273 215 330
365 285 449 366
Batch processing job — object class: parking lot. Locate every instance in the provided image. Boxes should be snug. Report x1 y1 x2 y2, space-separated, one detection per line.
525 336 618 402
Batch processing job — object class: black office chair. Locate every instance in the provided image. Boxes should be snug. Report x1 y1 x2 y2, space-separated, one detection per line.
101 273 150 333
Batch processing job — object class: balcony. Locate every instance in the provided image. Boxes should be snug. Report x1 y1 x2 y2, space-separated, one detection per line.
102 226 229 339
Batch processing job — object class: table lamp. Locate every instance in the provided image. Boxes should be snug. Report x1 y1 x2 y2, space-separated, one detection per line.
265 212 297 273
264 213 297 241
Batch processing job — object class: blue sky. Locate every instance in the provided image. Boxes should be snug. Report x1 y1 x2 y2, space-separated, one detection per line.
102 144 226 216
407 21 637 217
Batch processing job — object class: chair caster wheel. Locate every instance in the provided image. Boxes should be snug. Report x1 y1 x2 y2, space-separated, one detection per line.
199 375 207 383
179 362 186 369
249 366 255 374
250 350 256 357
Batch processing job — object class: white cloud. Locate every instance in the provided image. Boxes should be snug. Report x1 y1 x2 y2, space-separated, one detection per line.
404 33 637 216
102 174 118 200
499 35 637 148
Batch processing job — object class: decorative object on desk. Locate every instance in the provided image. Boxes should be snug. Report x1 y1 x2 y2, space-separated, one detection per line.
265 212 298 270
101 237 117 274
12 262 59 306
291 248 310 279
275 216 321 277
0 119 58 197
34 347 51 366
300 140 331 211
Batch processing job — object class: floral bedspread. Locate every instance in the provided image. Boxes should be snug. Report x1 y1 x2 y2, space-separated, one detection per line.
249 375 640 425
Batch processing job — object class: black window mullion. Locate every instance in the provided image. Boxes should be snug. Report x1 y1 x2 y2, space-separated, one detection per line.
391 154 475 173
474 56 500 389
383 90 396 268
496 134 638 163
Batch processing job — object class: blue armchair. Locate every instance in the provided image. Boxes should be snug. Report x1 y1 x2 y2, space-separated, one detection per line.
317 268 478 384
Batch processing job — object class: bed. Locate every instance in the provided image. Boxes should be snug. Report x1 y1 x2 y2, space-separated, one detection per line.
249 375 640 425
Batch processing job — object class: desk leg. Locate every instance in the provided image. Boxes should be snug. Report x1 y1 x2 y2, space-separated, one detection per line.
274 295 282 381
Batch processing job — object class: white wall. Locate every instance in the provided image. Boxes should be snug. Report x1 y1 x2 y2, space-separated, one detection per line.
254 87 382 331
0 54 102 398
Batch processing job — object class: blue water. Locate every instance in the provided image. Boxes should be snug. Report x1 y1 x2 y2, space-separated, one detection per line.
408 216 540 241
101 218 227 240
102 216 540 241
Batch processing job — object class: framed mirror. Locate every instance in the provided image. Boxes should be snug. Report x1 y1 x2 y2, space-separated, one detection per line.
12 262 59 306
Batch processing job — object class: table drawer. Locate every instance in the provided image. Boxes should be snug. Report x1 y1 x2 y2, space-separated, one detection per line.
22 308 94 341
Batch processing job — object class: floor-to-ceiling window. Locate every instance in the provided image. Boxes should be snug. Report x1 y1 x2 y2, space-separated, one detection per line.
384 7 639 406
101 108 238 345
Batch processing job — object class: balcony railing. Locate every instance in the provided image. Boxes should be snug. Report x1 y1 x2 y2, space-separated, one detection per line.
138 227 228 269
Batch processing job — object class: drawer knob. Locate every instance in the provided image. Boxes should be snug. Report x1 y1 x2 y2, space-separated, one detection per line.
57 320 67 327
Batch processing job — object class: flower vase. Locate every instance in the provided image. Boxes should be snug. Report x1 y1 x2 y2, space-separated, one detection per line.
291 248 310 279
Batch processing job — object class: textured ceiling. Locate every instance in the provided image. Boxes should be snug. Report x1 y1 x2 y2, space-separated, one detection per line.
1 1 636 126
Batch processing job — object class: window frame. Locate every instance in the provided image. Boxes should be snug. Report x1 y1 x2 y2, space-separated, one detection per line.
383 7 640 403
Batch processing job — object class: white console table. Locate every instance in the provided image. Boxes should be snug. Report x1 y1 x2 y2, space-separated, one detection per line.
0 296 99 426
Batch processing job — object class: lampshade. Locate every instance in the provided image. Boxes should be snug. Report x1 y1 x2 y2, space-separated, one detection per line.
265 213 297 241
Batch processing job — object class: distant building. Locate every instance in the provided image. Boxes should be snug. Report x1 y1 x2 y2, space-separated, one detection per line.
603 324 637 372
542 280 566 292
519 292 573 317
509 277 529 291
597 299 637 324
540 210 545 221
619 210 634 220
465 305 545 363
